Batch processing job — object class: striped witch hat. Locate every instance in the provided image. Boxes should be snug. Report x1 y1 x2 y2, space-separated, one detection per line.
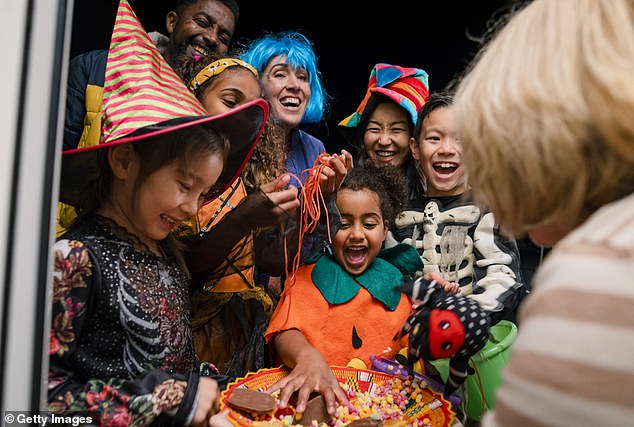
60 0 267 206
338 63 429 144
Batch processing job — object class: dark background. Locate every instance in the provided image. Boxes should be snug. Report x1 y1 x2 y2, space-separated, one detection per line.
70 0 514 152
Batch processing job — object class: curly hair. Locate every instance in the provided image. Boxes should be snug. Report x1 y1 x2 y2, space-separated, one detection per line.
180 54 289 192
339 159 409 227
240 117 288 192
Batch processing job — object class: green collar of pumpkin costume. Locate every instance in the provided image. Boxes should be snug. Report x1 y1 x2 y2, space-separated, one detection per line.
311 244 423 310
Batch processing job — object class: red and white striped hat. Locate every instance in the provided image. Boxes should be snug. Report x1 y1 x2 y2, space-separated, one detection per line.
60 0 267 206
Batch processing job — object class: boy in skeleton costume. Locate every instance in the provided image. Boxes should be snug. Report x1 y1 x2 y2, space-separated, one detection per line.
389 92 524 329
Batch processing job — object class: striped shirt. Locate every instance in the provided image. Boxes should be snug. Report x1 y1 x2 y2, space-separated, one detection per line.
482 192 634 427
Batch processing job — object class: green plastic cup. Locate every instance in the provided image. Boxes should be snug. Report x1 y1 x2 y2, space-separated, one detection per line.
430 320 517 421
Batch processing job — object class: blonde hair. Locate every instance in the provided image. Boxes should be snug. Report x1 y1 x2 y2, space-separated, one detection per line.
454 0 634 235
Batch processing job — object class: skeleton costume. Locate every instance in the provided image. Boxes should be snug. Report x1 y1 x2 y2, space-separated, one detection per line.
389 192 523 324
49 216 229 425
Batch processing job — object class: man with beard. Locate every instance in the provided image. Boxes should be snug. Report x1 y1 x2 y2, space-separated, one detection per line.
58 0 240 237
63 0 239 152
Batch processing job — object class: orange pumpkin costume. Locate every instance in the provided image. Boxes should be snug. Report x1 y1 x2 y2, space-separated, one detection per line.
266 244 423 367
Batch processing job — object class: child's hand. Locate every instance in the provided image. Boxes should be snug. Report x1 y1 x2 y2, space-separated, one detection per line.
441 281 460 294
191 377 220 427
267 348 349 417
246 174 300 228
208 410 232 427
423 272 460 294
318 150 353 196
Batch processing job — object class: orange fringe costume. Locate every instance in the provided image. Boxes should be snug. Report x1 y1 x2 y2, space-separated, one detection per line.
187 178 275 376
186 152 342 376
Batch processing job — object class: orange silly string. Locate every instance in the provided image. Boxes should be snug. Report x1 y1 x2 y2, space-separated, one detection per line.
280 153 337 288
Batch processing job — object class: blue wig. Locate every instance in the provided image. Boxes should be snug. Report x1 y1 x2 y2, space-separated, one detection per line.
241 31 329 124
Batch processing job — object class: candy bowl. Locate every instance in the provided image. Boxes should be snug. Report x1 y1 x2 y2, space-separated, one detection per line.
220 366 455 427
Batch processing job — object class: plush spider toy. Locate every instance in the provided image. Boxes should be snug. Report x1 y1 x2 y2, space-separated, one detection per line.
398 276 491 396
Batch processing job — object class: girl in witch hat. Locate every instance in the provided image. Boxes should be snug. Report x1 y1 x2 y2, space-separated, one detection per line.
48 1 267 425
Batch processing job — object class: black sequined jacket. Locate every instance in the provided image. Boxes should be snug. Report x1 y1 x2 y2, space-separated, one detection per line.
48 215 228 426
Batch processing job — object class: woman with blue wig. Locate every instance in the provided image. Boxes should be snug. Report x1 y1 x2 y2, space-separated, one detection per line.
241 31 352 294
241 30 327 136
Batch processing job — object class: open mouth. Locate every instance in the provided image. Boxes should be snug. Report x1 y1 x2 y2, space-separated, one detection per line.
345 247 367 266
433 162 459 174
373 151 400 165
280 97 300 108
160 214 179 229
375 150 396 158
189 43 210 59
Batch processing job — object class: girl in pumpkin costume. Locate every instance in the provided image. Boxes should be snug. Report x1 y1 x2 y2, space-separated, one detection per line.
265 161 423 416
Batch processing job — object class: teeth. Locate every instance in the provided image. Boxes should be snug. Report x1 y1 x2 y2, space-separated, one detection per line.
435 162 457 168
376 151 394 157
192 45 208 56
280 97 300 107
161 215 175 225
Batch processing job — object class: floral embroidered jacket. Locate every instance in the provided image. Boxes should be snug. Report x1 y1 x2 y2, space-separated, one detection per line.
48 216 228 426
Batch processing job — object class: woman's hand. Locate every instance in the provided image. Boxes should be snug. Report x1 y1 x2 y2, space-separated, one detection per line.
318 150 354 196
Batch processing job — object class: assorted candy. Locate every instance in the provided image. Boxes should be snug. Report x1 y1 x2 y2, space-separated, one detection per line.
236 376 448 427
330 377 443 427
